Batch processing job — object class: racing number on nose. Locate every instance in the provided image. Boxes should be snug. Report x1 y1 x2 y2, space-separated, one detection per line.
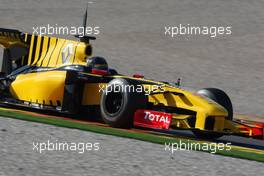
62 43 74 64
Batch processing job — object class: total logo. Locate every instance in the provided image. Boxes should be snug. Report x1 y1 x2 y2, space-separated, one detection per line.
144 111 171 123
134 109 172 130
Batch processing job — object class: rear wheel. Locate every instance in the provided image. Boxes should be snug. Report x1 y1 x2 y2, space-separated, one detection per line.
192 88 233 139
100 78 147 128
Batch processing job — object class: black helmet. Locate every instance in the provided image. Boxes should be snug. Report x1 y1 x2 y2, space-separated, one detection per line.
87 56 108 71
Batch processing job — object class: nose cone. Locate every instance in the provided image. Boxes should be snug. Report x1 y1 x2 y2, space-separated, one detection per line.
208 102 228 116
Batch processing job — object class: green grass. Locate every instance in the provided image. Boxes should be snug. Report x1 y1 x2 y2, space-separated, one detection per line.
0 109 263 162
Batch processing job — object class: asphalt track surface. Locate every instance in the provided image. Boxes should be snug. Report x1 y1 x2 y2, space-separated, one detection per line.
1 117 264 176
163 129 264 150
0 0 264 175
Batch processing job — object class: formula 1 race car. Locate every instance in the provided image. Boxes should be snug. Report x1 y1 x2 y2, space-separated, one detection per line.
0 13 263 139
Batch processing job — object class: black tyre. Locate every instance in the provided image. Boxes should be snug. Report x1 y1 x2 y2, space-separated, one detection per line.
100 78 147 128
192 88 233 139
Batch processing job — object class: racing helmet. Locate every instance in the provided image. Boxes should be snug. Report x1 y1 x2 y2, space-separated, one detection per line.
87 56 108 71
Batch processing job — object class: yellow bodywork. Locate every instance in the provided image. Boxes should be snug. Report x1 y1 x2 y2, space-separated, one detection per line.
10 71 66 106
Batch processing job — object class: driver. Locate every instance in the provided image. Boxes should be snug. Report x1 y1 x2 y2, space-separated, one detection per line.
86 56 108 72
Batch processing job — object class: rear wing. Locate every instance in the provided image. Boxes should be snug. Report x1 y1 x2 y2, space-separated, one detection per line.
0 28 27 48
0 28 92 75
0 28 28 74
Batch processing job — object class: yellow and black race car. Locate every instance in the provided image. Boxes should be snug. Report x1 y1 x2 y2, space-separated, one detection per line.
0 23 262 139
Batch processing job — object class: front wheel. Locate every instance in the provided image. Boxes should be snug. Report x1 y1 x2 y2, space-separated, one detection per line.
100 78 147 128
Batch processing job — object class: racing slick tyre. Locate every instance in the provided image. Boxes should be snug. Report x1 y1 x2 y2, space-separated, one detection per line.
100 78 147 128
192 88 233 139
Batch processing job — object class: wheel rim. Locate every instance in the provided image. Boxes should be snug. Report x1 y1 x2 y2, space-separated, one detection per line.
105 91 123 115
